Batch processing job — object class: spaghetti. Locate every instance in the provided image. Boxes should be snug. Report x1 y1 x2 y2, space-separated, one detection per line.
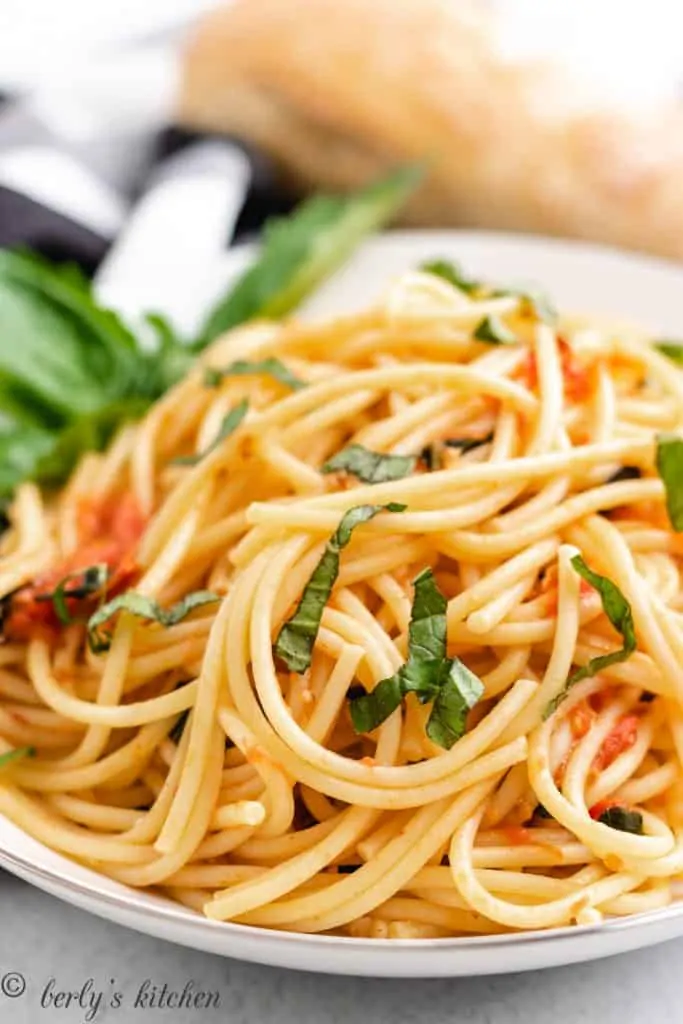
1 265 683 939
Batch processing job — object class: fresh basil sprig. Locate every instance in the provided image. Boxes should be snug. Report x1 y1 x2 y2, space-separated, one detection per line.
0 746 35 771
598 805 643 835
322 444 417 484
87 590 221 653
0 168 421 499
204 358 306 392
546 555 636 715
35 563 109 625
349 568 484 749
200 166 423 342
173 400 249 467
274 503 405 673
655 434 683 531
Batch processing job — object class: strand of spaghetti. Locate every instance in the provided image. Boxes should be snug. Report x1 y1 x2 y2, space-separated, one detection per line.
106 723 225 886
53 619 134 769
154 593 232 854
219 708 294 839
247 469 659 537
250 537 538 788
450 805 643 929
233 778 500 931
528 713 675 860
27 640 198 727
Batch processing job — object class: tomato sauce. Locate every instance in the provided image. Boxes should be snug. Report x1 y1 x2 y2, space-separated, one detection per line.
4 491 146 642
593 714 639 772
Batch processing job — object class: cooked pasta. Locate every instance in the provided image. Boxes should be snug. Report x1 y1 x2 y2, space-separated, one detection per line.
2 265 683 939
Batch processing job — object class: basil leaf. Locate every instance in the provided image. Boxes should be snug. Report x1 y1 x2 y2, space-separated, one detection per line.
87 590 220 653
426 658 484 749
420 260 481 295
274 503 405 673
655 340 683 365
200 166 423 342
349 568 484 748
655 433 683 531
173 399 249 466
322 444 416 484
35 563 109 625
546 555 636 715
598 806 643 835
473 315 517 345
204 358 306 392
444 433 494 455
0 745 35 771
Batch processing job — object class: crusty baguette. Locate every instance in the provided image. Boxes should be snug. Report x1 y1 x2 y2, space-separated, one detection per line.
178 0 683 260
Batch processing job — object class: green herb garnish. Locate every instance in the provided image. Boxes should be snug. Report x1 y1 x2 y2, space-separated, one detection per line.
546 555 636 715
655 340 683 364
473 315 517 345
35 563 109 625
444 432 494 455
87 590 221 653
0 746 35 771
274 503 405 673
172 399 249 466
494 286 556 324
203 358 306 392
321 444 416 484
598 806 643 834
655 434 683 531
200 166 423 342
349 568 484 749
420 259 480 295
0 169 420 499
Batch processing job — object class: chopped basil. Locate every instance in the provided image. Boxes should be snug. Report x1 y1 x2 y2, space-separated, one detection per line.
349 568 484 749
87 590 221 653
444 432 494 455
173 399 248 466
606 465 642 484
655 340 683 365
655 433 683 531
274 503 405 673
598 806 643 835
473 315 517 346
546 555 636 715
0 746 35 771
322 444 416 484
203 358 306 392
35 563 109 625
420 259 481 295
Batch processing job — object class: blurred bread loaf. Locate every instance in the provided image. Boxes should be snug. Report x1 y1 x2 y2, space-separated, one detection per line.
178 0 683 260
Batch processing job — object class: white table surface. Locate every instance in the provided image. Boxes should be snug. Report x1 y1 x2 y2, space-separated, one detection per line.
0 872 680 1024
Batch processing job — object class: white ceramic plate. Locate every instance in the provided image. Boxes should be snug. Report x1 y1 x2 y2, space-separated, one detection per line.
3 230 683 977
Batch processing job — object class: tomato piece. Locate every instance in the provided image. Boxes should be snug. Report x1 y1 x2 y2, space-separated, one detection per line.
4 491 146 642
568 701 596 740
593 714 639 772
589 799 620 820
